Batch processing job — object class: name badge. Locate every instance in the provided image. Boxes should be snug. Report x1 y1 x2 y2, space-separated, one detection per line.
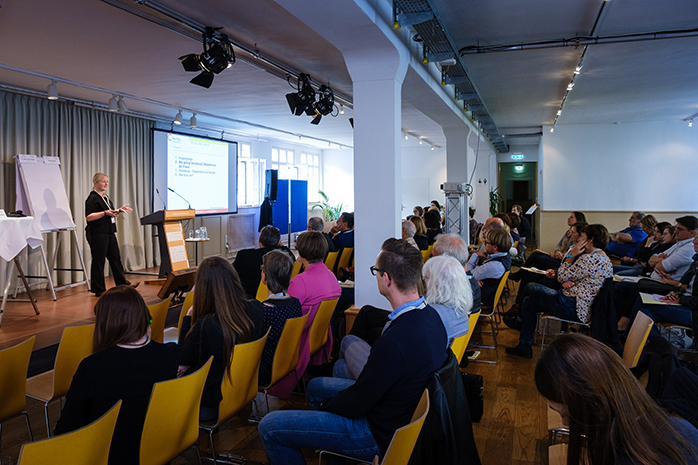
111 217 116 224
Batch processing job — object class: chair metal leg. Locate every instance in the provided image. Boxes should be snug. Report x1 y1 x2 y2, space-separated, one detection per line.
44 402 51 438
209 429 217 465
23 411 33 441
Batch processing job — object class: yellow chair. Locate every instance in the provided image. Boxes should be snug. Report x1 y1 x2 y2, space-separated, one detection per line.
256 280 269 302
200 329 269 463
0 337 36 450
26 324 95 437
291 261 303 278
336 247 354 276
308 298 339 363
469 271 510 364
449 312 481 364
147 296 173 344
421 245 433 264
259 313 309 413
319 389 430 465
17 400 121 465
622 312 653 369
324 251 339 274
164 291 194 343
139 357 213 465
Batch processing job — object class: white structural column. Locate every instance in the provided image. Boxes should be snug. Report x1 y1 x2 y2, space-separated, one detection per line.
351 73 406 306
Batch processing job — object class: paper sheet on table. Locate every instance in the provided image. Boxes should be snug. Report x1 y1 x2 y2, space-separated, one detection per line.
521 266 547 275
640 292 673 305
525 204 539 215
614 275 642 283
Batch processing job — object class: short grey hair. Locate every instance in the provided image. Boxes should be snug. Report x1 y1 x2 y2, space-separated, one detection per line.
402 220 416 239
308 217 324 231
432 233 469 266
423 255 473 317
634 211 646 220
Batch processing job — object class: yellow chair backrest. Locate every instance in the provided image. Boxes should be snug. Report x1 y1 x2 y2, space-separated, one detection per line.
256 280 269 302
53 324 95 399
337 247 354 273
148 296 172 344
18 400 121 465
263 313 309 389
378 389 430 465
213 329 269 425
324 251 339 273
140 357 213 465
0 337 35 422
513 240 520 249
180 291 195 328
308 298 339 357
490 270 511 310
291 262 303 278
449 311 481 364
623 312 654 369
421 245 433 264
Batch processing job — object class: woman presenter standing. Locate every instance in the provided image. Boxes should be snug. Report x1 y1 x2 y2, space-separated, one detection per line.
85 173 138 297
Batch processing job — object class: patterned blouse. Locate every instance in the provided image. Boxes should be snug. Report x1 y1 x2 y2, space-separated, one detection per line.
259 296 303 386
557 251 613 324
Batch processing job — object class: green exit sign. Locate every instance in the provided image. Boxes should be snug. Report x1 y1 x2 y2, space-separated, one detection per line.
511 154 524 160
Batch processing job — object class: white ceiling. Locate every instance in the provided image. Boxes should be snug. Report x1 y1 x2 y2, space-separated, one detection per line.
1 0 696 151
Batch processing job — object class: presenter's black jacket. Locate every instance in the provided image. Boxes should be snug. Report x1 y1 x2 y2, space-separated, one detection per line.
85 190 116 237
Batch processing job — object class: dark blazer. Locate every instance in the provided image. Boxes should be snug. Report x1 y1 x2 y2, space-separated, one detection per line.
322 232 336 254
332 229 354 251
234 246 294 299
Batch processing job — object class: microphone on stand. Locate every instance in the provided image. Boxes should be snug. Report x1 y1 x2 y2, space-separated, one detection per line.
155 188 167 210
168 187 192 210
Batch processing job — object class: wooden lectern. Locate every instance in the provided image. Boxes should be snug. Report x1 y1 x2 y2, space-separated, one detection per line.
140 209 196 278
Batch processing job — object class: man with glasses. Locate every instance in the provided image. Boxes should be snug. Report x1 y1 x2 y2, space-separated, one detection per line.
606 211 648 258
466 229 512 307
258 238 447 465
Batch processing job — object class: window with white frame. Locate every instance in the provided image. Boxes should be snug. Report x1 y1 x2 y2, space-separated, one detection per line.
271 148 320 202
237 143 266 206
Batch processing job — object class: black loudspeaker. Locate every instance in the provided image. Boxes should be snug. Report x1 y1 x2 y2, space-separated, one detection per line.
265 169 278 201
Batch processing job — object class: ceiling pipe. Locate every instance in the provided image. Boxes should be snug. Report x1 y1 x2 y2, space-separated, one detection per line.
460 28 698 55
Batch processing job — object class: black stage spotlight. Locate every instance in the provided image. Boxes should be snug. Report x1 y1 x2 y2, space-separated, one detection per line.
311 84 334 124
179 27 235 88
286 74 315 116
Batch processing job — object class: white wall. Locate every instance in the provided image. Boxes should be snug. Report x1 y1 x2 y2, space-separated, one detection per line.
401 145 447 217
541 121 698 211
322 148 354 212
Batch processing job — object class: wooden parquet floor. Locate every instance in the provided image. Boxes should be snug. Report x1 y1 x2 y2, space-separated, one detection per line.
0 276 554 465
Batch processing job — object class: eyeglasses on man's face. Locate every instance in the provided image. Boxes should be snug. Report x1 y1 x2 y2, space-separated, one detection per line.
370 266 389 280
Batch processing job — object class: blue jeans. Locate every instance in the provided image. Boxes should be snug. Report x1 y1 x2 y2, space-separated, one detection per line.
519 283 579 345
258 377 381 465
333 335 371 380
627 296 693 337
613 265 641 276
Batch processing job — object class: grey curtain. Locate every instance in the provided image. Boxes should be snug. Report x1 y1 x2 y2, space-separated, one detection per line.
1 90 156 286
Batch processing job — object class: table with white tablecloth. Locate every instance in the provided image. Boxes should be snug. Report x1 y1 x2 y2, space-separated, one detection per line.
0 216 43 325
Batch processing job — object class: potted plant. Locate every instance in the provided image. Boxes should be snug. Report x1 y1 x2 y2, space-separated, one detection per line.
489 187 501 217
311 190 344 222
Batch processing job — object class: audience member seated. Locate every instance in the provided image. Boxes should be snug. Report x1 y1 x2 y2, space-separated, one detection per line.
606 211 648 258
507 212 521 245
410 216 429 250
475 216 518 257
258 239 448 464
535 333 698 465
234 225 295 299
334 253 473 380
331 212 355 252
614 216 698 323
54 285 179 465
402 220 419 250
505 224 613 359
424 209 443 245
307 216 336 255
469 207 479 245
615 218 672 276
259 250 303 386
178 257 267 421
467 229 512 307
267 231 341 398
433 233 482 314
624 234 698 341
413 205 424 218
496 212 519 245
504 221 586 318
509 211 587 279
511 204 531 246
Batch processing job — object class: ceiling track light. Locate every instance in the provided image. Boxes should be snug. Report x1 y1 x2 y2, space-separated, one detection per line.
190 113 198 128
339 104 345 115
117 96 127 114
179 26 236 89
47 80 58 100
285 74 336 125
550 127 555 133
174 110 183 125
690 120 694 127
108 94 118 112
